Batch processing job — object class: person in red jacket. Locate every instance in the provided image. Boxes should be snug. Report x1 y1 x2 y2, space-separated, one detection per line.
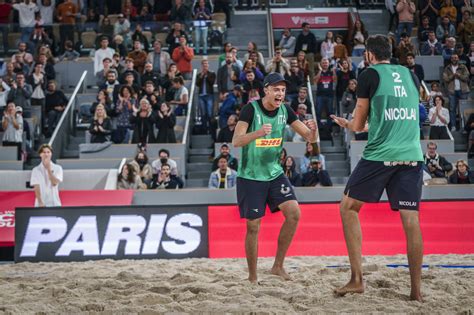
172 35 194 80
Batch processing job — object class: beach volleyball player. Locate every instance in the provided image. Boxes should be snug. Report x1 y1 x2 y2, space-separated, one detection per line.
331 35 424 301
232 72 318 283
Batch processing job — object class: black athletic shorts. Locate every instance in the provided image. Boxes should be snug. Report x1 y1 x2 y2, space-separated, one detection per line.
344 159 423 211
236 174 297 219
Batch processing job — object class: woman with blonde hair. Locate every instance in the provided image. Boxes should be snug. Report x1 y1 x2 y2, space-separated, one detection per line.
130 98 156 144
89 103 112 143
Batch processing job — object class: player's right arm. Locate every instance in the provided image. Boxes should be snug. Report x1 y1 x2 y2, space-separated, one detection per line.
232 121 271 147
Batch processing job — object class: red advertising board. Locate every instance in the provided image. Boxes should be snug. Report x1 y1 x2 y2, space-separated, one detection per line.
208 201 474 258
0 191 134 247
271 9 350 29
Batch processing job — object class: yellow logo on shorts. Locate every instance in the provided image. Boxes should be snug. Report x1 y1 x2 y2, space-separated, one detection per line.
255 138 282 147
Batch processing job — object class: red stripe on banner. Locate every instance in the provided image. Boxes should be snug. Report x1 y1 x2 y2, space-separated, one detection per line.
208 201 474 258
271 12 349 29
0 190 134 247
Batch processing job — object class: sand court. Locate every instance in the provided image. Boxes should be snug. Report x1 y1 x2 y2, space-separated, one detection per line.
0 254 473 313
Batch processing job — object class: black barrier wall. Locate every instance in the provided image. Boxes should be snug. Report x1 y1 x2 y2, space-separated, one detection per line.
15 206 209 262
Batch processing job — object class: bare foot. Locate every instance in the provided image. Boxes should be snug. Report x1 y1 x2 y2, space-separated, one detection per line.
410 293 423 302
270 266 292 281
248 276 258 284
334 281 365 297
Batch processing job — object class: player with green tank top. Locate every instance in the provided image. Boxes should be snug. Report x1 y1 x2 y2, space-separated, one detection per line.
331 35 424 302
232 72 318 283
363 64 423 162
238 100 289 181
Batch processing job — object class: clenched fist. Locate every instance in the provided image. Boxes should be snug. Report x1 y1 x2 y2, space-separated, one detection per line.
259 123 272 137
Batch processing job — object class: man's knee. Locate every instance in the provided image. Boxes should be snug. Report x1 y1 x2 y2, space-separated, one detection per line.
280 201 301 223
340 195 363 215
246 219 261 235
400 210 420 227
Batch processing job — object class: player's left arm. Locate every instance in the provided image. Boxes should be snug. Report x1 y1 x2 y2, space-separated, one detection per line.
291 119 318 143
331 98 369 132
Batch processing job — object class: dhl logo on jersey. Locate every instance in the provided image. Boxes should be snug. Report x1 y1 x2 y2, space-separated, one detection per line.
255 138 282 147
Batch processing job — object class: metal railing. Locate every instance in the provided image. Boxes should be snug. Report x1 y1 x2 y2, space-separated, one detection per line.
48 71 87 160
266 5 275 59
306 75 320 142
182 69 198 146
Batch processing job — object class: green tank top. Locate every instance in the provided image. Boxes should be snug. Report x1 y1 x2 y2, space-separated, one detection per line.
362 64 423 162
238 101 288 181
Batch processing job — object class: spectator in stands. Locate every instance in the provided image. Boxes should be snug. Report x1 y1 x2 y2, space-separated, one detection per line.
455 43 471 68
44 80 68 137
155 102 176 143
279 28 296 58
7 73 32 112
449 159 474 184
418 15 433 45
442 53 470 130
141 65 161 91
56 0 78 49
405 53 425 81
28 62 46 107
396 0 416 43
296 51 310 80
265 47 290 77
162 63 182 102
94 37 115 76
170 0 190 25
208 156 237 189
0 0 12 56
300 142 326 173
334 35 349 61
218 42 233 65
12 42 33 68
428 95 450 139
239 60 263 85
295 22 317 80
457 10 473 51
120 58 142 87
166 22 187 54
29 25 52 52
285 60 304 103
320 31 335 60
151 148 179 177
111 35 128 59
117 163 146 189
314 58 336 128
12 53 30 75
136 6 153 27
217 114 237 143
172 35 194 80
465 112 474 158
350 19 368 56
2 63 16 84
217 52 241 100
397 33 416 65
302 157 333 187
212 142 238 171
423 141 453 178
2 102 23 160
112 85 136 143
130 98 156 144
31 144 63 207
436 16 456 43
58 40 80 61
0 78 11 108
341 79 357 118
100 71 120 103
130 150 154 187
244 41 265 66
336 58 355 113
114 14 132 48
442 37 457 65
229 47 243 70
283 156 302 187
219 85 241 129
146 40 172 75
169 76 188 116
13 0 39 48
152 163 180 189
427 81 445 107
89 103 112 143
196 59 216 133
193 0 211 56
96 58 117 87
141 80 162 109
440 0 457 23
242 70 264 105
154 0 172 19
421 31 443 56
290 86 312 114
99 16 114 40
418 0 440 30
127 40 148 74
91 89 113 117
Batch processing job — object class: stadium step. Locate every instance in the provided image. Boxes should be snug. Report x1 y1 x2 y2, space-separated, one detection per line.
187 171 212 179
189 155 212 163
62 149 79 159
323 152 347 161
191 135 214 148
226 10 269 58
189 148 214 155
186 178 209 188
328 169 350 177
187 162 213 172
321 146 347 154
325 160 350 170
331 176 349 185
